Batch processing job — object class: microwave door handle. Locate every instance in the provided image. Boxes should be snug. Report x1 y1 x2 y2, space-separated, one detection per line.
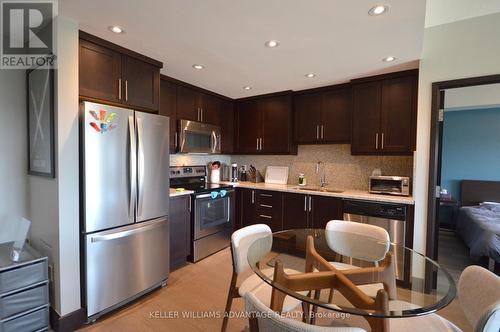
211 131 217 153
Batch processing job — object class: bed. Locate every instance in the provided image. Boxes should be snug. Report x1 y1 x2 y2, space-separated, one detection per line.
455 180 500 264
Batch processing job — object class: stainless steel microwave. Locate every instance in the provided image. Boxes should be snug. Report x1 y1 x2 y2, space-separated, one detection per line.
178 119 221 154
369 176 411 196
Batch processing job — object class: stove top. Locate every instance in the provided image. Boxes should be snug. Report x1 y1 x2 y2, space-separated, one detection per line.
169 165 233 194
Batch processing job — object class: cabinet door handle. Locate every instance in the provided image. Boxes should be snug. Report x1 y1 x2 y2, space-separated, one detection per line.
256 138 259 151
259 214 272 219
125 80 128 101
188 195 192 212
200 108 203 122
375 133 379 149
259 138 263 151
118 78 122 100
251 190 255 204
381 133 384 149
304 196 307 212
174 132 178 148
308 196 312 212
316 125 320 140
321 125 324 139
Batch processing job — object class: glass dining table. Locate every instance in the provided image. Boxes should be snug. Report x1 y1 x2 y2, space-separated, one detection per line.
246 229 456 332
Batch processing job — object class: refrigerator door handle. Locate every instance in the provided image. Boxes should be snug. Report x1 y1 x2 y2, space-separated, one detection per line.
128 116 137 218
137 117 145 217
90 218 166 243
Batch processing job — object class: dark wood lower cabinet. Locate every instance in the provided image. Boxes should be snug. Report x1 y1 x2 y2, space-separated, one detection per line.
282 193 343 230
310 195 343 229
282 193 309 229
239 189 283 232
169 195 191 270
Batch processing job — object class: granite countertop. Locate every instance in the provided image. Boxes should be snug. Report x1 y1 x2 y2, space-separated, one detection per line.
169 188 194 197
220 181 415 205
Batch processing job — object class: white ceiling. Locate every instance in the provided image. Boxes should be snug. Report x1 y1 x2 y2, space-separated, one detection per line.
60 0 425 98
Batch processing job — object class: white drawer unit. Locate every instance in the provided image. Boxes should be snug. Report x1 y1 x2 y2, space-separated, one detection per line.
0 243 49 332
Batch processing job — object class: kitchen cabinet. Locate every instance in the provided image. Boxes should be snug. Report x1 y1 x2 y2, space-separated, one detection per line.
294 85 351 144
220 99 235 154
240 189 283 232
169 195 191 270
176 85 224 125
282 193 342 230
79 32 162 112
351 70 417 155
160 78 177 153
236 92 296 154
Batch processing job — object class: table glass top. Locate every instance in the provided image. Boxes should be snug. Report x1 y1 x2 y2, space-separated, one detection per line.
247 229 456 318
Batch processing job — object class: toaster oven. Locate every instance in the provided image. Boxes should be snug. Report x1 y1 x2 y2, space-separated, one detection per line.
369 176 411 196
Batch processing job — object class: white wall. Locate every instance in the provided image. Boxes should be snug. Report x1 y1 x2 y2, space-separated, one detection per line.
413 12 500 254
0 70 28 243
444 83 500 111
28 16 81 317
425 0 500 27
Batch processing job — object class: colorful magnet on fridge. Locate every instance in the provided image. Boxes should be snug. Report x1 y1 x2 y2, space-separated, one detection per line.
90 122 100 133
106 112 117 124
99 110 106 121
89 110 99 121
100 123 108 133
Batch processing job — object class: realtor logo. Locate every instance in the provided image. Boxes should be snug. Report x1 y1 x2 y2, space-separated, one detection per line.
1 1 57 69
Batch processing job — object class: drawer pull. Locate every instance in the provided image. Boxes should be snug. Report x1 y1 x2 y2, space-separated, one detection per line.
260 204 272 208
260 193 273 198
259 214 272 219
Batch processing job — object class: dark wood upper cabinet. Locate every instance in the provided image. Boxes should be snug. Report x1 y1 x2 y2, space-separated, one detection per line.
294 85 351 144
160 79 177 153
236 92 296 154
380 76 416 153
236 99 262 154
200 93 222 125
352 81 382 154
79 31 162 112
79 39 122 103
220 100 235 154
176 85 200 121
121 55 160 111
261 94 294 154
294 93 322 143
351 69 417 155
321 87 351 143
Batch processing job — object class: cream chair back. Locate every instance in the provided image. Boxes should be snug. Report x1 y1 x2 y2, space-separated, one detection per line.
458 265 500 332
231 224 272 275
244 292 367 332
325 220 390 262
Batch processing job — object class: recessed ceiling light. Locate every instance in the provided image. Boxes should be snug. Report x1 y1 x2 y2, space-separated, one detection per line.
243 86 252 90
192 64 205 70
265 40 280 48
368 5 389 16
305 73 316 78
108 26 124 34
383 56 396 62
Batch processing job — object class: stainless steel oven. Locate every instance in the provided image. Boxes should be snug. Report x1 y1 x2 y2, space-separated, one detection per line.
178 119 221 154
193 189 234 261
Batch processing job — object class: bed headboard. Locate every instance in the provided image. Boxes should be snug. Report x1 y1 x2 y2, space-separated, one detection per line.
460 180 500 206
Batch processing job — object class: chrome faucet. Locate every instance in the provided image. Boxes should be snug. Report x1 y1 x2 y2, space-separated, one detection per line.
316 161 328 188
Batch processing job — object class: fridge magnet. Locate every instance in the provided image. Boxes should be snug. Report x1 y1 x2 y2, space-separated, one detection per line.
89 110 117 134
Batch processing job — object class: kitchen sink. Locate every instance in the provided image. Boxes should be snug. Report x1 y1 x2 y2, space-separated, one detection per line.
294 186 344 193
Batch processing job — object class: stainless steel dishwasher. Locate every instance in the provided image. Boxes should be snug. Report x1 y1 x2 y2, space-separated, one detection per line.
343 200 407 280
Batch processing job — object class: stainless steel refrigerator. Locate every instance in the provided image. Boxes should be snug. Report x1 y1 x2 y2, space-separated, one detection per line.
80 101 170 320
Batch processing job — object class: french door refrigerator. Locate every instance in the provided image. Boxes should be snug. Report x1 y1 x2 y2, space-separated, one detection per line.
80 101 170 321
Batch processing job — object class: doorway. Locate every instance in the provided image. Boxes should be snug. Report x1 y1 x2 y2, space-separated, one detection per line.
426 75 500 278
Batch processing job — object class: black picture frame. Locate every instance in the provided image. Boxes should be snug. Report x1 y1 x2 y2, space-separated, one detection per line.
27 65 55 178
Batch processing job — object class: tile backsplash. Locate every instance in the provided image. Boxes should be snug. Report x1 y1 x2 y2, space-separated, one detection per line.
170 145 413 191
232 145 413 190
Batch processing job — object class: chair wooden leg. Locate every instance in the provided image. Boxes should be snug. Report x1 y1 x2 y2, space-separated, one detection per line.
221 270 238 332
248 312 259 332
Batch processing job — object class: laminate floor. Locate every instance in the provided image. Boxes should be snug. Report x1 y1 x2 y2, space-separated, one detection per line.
438 229 474 283
78 247 472 332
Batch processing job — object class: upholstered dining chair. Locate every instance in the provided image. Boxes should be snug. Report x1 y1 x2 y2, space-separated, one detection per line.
324 220 393 299
457 265 500 332
221 224 303 332
245 292 367 332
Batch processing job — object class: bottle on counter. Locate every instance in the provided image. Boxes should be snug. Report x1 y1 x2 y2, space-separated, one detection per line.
298 173 307 186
